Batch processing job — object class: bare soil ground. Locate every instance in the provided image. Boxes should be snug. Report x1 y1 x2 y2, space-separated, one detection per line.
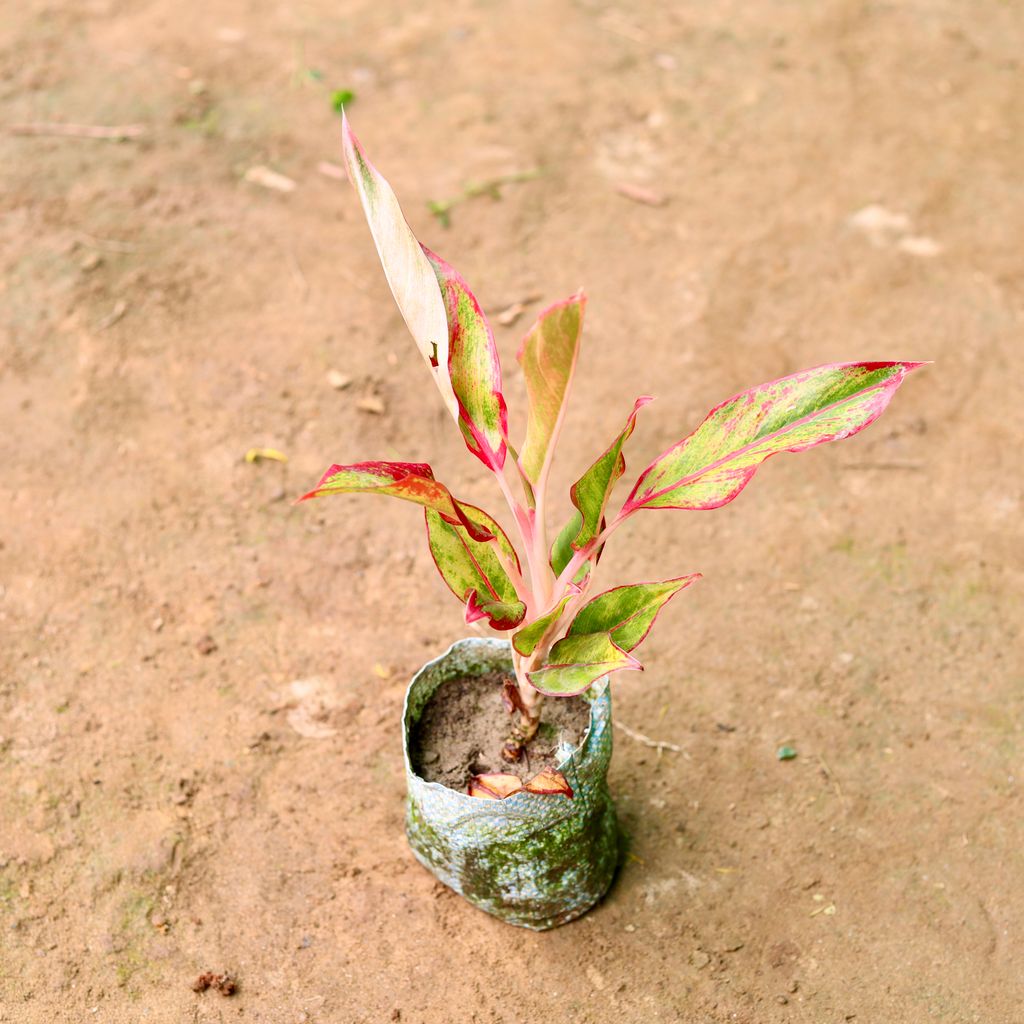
2 1 1022 1021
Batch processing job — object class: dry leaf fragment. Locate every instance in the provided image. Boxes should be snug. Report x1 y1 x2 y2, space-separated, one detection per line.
614 182 667 207
243 166 296 193
523 767 574 798
356 395 386 415
317 161 347 180
468 773 524 799
496 302 527 327
244 447 288 463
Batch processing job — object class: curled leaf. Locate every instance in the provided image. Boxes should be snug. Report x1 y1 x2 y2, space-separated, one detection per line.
298 461 493 542
424 247 508 472
623 362 924 515
523 767 574 798
511 596 572 657
426 505 526 632
550 396 653 573
468 773 524 799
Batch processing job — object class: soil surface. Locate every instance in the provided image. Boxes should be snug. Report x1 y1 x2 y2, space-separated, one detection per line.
2 1 1023 1022
409 674 590 789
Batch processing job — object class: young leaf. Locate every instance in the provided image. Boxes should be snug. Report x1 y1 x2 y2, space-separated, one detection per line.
299 461 493 542
517 293 585 487
523 768 574 798
340 114 459 418
423 247 508 472
568 575 700 654
425 504 526 631
550 396 653 573
511 596 572 657
527 632 641 697
468 773 524 799
623 362 924 514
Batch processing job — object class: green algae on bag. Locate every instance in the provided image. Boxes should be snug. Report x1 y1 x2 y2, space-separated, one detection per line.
403 638 619 930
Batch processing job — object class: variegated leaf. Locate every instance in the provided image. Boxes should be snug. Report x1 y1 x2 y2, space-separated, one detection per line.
298 461 493 542
517 293 585 486
550 396 653 573
425 504 525 631
623 362 923 514
527 632 641 697
340 114 459 418
511 596 572 657
568 575 701 652
423 247 508 472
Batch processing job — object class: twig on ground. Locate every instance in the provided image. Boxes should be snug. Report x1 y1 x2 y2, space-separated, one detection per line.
97 300 128 331
616 720 689 757
841 460 924 471
6 122 147 140
74 232 141 254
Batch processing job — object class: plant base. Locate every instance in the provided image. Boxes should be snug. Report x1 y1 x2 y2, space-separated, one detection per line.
402 637 619 930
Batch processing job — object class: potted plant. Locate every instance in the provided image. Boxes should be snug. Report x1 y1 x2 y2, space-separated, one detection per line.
298 114 923 930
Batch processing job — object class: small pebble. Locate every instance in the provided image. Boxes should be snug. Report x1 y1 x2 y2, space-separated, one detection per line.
776 995 788 1005
624 923 636 933
326 369 352 390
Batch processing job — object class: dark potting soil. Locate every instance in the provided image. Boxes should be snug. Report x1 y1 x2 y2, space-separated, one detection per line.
410 671 591 792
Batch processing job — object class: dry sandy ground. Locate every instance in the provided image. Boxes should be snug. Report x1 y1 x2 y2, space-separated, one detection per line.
2 1 1022 1021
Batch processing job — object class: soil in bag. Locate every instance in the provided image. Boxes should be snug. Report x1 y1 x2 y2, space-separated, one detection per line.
410 671 590 791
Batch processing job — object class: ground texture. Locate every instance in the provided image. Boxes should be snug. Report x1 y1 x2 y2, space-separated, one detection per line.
1 1 1022 1021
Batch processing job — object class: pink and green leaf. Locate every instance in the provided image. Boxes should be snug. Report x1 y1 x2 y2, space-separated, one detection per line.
623 362 924 515
517 293 585 487
527 632 642 697
567 575 701 653
511 595 572 657
298 461 494 543
340 115 458 418
425 504 526 631
550 396 653 573
424 247 508 472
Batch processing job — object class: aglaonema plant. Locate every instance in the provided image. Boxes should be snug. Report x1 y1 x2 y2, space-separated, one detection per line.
301 114 923 800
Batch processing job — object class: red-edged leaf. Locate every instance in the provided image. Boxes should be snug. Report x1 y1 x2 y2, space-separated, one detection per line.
511 596 572 657
424 247 508 472
517 293 585 487
623 362 924 514
550 396 653 574
298 461 493 542
425 504 526 632
527 632 642 697
468 773 524 799
340 115 458 417
567 575 701 652
523 768 574 798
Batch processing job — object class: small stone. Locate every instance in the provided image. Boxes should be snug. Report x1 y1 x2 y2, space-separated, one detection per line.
80 252 103 272
690 950 711 969
196 635 217 656
356 395 386 415
326 369 353 390
776 995 788 1005
421 751 440 765
586 965 606 990
624 923 636 933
